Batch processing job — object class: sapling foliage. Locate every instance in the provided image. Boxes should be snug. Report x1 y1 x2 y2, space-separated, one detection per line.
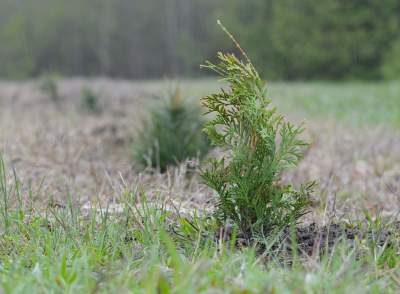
198 21 317 237
133 85 211 172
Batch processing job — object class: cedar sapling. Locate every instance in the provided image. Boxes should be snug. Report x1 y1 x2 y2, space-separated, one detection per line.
197 21 317 238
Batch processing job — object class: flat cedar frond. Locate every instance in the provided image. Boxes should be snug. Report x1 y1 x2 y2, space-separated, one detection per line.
197 21 317 237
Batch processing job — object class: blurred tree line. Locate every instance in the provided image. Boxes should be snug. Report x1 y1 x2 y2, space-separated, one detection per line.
0 0 399 80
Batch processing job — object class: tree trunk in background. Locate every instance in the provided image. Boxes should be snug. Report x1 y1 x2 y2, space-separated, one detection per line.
165 0 179 77
73 23 84 75
179 0 191 33
99 0 111 76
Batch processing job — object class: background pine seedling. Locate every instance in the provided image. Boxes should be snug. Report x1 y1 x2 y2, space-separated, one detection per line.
197 21 317 238
80 87 102 115
133 85 212 172
37 73 58 102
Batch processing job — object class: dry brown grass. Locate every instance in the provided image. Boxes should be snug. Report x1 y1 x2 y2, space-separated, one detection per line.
0 78 399 225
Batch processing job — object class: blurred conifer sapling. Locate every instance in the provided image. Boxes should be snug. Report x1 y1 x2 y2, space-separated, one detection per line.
133 85 212 172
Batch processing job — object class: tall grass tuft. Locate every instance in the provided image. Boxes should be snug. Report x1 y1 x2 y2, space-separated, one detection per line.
133 85 212 172
0 151 398 292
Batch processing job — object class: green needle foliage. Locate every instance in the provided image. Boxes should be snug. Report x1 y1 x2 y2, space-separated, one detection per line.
81 87 102 115
37 73 58 102
198 21 317 237
133 85 212 172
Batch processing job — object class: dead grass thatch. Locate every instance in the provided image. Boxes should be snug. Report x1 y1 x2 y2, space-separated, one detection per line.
0 78 399 226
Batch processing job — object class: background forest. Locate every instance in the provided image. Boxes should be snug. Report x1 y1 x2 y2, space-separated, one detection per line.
1 0 400 81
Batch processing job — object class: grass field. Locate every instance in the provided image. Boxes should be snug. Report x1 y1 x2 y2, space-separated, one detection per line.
0 78 399 293
136 78 400 129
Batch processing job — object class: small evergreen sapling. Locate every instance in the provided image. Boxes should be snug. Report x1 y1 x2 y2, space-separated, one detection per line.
38 73 58 102
81 87 102 115
198 21 317 237
133 86 211 172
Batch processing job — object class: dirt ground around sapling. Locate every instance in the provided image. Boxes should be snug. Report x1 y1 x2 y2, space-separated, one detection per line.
215 221 399 260
276 222 397 257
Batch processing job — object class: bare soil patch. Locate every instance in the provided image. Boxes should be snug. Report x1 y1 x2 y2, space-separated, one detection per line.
214 221 399 263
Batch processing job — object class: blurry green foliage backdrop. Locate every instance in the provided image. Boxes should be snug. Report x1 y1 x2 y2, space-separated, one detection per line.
0 0 399 80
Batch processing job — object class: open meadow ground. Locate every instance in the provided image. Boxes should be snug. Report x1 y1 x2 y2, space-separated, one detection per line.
0 78 399 293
